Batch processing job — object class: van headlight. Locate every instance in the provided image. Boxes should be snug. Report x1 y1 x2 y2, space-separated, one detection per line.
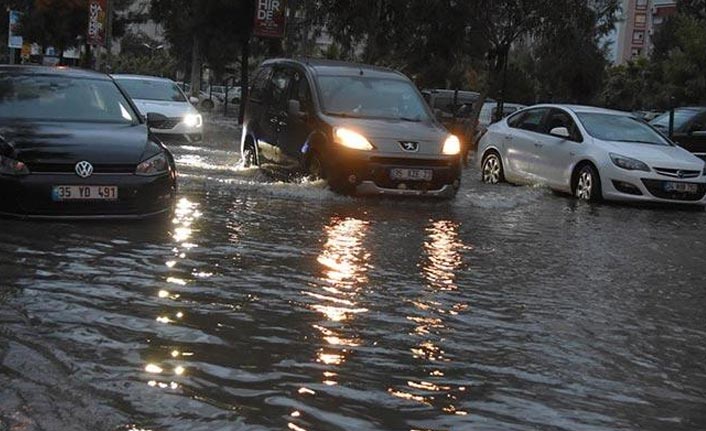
183 114 203 128
334 128 374 151
442 135 461 155
136 152 169 176
610 153 650 172
0 154 29 176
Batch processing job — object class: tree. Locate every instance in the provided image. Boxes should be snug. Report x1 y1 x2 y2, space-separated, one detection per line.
20 0 88 61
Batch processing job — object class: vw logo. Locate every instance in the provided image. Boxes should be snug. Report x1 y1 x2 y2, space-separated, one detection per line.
399 141 419 152
75 161 94 178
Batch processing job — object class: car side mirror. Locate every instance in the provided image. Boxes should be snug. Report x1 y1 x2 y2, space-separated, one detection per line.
550 127 570 139
288 99 307 120
189 96 199 105
146 112 168 128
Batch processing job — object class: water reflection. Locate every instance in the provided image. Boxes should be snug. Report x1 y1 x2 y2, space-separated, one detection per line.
391 220 471 416
307 217 370 390
142 197 203 393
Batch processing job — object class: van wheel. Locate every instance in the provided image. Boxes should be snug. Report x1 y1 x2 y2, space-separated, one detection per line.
242 141 258 168
307 152 325 180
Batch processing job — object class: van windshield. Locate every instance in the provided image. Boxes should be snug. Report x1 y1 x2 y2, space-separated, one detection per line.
317 76 431 122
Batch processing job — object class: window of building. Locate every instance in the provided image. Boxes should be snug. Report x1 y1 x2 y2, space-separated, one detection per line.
633 30 645 44
635 13 646 26
636 0 647 8
631 48 643 58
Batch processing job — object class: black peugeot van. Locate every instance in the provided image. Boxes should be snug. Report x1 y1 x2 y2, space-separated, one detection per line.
240 59 462 197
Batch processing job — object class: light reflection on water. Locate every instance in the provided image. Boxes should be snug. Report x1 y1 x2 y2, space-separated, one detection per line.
2 144 706 431
144 197 203 394
389 220 471 416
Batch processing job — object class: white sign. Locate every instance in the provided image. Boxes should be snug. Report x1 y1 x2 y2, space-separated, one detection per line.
8 11 23 49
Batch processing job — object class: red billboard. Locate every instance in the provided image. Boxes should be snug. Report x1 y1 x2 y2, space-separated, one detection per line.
253 0 287 39
87 0 108 46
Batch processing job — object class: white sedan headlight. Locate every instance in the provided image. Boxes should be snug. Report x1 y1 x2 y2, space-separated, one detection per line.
442 135 461 155
136 152 169 176
183 114 203 128
334 128 374 151
610 153 650 172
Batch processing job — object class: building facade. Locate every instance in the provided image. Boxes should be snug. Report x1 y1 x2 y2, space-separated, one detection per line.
614 0 677 64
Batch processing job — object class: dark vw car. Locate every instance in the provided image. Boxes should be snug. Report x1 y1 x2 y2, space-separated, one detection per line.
241 59 462 196
0 66 177 219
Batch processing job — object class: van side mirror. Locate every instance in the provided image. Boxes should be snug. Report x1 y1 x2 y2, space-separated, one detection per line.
146 112 168 128
550 127 570 139
288 99 306 120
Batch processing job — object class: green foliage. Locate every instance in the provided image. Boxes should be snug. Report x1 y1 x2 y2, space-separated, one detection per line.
602 7 706 110
112 50 177 78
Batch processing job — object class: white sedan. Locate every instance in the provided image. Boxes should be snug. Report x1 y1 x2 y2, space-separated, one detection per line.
114 74 204 144
477 105 706 205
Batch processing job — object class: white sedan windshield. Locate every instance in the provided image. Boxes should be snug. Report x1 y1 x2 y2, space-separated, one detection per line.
578 113 670 146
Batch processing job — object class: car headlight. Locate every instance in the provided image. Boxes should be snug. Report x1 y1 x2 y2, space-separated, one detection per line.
442 135 461 155
136 152 169 176
0 154 29 176
183 114 203 128
334 128 374 151
610 153 650 172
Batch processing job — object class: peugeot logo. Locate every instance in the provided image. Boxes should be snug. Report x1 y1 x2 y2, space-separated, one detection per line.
75 161 94 178
399 141 419 152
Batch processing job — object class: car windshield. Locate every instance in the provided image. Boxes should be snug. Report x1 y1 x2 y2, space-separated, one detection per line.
116 78 187 102
317 75 431 122
651 110 699 131
0 74 138 123
578 112 670 146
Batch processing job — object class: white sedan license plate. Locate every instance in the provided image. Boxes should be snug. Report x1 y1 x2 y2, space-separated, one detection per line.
664 182 698 194
52 185 118 201
390 168 433 182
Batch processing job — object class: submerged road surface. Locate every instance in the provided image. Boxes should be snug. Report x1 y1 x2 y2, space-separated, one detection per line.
1 118 705 431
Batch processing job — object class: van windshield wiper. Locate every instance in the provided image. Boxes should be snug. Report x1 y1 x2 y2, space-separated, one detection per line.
326 111 362 118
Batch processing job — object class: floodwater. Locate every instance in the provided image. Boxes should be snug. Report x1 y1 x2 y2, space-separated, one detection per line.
1 119 705 431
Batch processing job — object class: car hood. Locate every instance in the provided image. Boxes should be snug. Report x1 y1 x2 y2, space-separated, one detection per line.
324 116 450 155
132 99 196 118
602 141 705 170
0 121 159 166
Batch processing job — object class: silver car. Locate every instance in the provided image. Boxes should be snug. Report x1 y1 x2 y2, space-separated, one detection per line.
477 104 706 205
114 75 203 144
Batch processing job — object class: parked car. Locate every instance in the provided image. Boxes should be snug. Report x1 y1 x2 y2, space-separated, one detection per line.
114 75 203 144
421 89 496 160
477 104 706 205
241 59 462 197
473 101 526 150
0 66 177 219
650 107 706 160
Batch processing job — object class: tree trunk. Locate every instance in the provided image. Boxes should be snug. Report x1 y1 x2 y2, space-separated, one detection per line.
190 35 202 98
466 47 508 160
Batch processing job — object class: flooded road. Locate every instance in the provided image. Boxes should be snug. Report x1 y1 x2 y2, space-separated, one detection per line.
1 119 706 431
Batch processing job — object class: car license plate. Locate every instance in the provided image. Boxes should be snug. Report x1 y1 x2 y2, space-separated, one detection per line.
663 182 698 194
52 185 118 201
390 168 433 181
